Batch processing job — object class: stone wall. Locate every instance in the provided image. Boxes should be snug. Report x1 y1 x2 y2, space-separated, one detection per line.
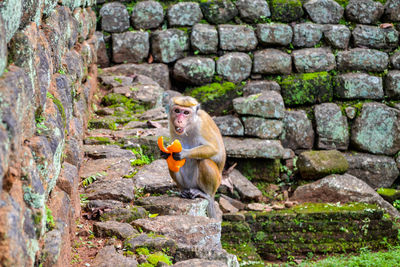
0 0 99 266
95 0 400 188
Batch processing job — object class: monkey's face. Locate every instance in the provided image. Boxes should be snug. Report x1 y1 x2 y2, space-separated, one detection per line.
170 105 195 135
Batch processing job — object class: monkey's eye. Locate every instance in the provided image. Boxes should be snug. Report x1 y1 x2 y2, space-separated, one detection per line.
184 110 190 115
174 109 180 113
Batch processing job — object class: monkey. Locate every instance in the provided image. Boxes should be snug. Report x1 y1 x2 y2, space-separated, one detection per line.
161 96 226 219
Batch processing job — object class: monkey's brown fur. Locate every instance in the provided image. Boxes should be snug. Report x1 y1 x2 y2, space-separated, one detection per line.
168 96 226 219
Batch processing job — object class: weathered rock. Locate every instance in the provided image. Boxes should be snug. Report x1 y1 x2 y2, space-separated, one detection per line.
219 198 239 213
297 150 349 180
220 194 246 210
292 23 324 48
83 145 135 159
213 115 244 136
235 0 270 23
256 23 293 46
99 75 134 88
281 110 314 151
100 206 148 223
131 1 164 30
136 196 208 217
114 83 164 108
345 153 399 189
242 117 283 139
112 31 149 64
125 233 177 254
92 246 138 267
80 157 134 180
223 137 284 159
102 63 170 90
133 159 176 193
391 51 400 69
173 57 215 85
93 221 138 239
269 0 303 22
173 259 228 267
227 169 262 201
351 102 400 156
100 2 130 33
337 48 389 72
291 174 400 218
139 107 167 121
279 72 333 106
314 103 349 150
233 91 285 119
191 24 218 54
253 49 291 74
383 0 400 21
42 222 69 267
218 25 257 51
0 0 23 43
323 25 351 49
352 25 399 50
0 15 6 76
345 0 384 24
243 80 280 96
57 162 78 197
132 215 221 249
167 2 203 26
216 52 252 83
384 70 400 99
292 48 336 73
87 199 125 210
151 29 189 63
304 0 344 24
85 178 135 202
345 107 357 120
334 73 384 100
200 0 238 24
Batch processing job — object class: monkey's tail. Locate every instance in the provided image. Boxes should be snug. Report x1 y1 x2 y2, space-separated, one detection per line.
206 195 217 219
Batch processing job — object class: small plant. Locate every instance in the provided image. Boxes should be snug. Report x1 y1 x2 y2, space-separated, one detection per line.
80 194 89 207
46 205 55 230
81 172 106 187
393 200 400 211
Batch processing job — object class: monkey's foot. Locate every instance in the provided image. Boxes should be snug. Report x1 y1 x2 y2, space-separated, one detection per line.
180 188 207 199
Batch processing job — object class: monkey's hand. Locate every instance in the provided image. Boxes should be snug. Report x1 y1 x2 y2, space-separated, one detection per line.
160 151 170 159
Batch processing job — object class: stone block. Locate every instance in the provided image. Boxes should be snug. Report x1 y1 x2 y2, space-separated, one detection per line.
353 25 398 50
351 102 400 155
223 137 284 159
323 25 351 49
383 0 400 21
213 115 244 136
281 110 314 151
334 73 384 100
173 57 215 85
385 70 400 99
191 24 218 54
131 1 164 29
233 91 285 119
304 0 344 24
85 178 135 202
253 49 291 74
112 31 149 64
292 48 336 73
391 51 400 69
269 0 303 22
151 29 189 63
200 0 238 24
227 169 262 201
218 24 257 51
279 72 333 106
167 2 203 26
236 0 270 23
292 23 324 48
0 0 23 42
345 0 384 24
243 80 280 96
100 2 130 33
216 52 252 83
256 23 292 46
242 117 283 139
315 103 349 150
337 48 389 72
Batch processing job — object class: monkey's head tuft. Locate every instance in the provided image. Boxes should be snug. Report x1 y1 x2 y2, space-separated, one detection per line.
171 96 199 108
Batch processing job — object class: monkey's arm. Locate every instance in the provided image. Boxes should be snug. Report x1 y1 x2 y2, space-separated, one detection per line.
173 144 217 160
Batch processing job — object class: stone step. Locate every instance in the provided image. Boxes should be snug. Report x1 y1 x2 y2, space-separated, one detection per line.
223 137 284 159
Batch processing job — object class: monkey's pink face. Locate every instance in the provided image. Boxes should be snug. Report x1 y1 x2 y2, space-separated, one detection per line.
171 106 193 135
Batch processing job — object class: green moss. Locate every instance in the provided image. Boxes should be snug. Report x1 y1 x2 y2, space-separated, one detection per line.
46 205 55 230
270 0 303 22
279 72 333 106
23 186 45 209
147 252 172 266
86 136 112 144
187 82 236 103
46 92 66 129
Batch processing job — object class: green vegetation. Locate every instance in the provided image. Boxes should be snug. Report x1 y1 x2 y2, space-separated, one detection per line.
81 172 106 187
187 82 236 103
45 205 55 231
47 92 67 129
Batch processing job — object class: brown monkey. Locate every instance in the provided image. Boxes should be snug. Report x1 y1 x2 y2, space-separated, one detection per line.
162 96 226 219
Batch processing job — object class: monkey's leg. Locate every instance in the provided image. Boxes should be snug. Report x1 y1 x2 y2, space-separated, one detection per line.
197 159 222 219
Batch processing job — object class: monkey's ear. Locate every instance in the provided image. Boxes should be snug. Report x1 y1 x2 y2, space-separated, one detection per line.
195 104 200 113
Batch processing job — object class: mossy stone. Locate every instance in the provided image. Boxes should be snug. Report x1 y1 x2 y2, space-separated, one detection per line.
270 0 304 22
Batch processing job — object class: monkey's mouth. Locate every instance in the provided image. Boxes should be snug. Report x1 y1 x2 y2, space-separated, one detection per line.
175 127 184 134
